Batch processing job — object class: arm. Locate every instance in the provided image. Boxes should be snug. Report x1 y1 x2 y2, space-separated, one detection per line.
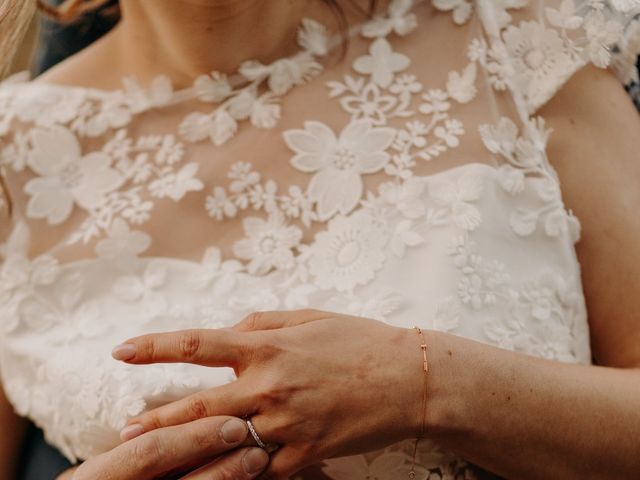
416 66 640 479
0 386 29 480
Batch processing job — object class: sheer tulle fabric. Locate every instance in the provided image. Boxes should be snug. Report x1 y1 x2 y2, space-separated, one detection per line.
0 1 637 477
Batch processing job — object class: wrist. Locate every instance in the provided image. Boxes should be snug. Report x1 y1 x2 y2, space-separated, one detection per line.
399 328 466 441
394 326 434 440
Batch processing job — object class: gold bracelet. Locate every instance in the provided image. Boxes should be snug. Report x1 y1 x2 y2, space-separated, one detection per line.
409 326 429 479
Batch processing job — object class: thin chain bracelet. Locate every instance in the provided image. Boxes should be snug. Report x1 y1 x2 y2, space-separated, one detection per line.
409 326 429 479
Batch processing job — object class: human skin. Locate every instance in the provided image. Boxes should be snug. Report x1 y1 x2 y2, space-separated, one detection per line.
1 1 636 479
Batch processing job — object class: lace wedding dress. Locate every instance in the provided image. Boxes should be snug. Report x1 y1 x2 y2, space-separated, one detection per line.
0 1 638 478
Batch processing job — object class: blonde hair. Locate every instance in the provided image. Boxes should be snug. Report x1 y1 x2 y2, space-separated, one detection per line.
0 0 111 78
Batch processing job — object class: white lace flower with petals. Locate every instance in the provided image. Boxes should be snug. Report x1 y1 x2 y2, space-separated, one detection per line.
284 120 396 220
95 218 151 265
502 21 573 110
148 162 204 201
430 174 485 231
232 212 303 275
432 0 474 25
112 261 168 316
24 126 124 225
0 254 60 333
361 0 419 38
340 82 397 125
353 38 411 88
309 213 388 292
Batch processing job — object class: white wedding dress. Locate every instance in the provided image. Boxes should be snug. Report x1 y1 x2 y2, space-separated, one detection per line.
0 1 638 478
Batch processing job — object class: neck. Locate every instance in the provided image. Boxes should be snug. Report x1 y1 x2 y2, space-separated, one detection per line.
109 0 343 88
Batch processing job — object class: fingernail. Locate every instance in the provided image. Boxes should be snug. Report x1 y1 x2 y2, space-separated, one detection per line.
120 423 144 442
221 418 247 444
112 344 137 361
243 448 269 475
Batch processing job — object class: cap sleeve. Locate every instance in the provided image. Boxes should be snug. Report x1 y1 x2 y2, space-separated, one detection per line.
476 0 640 114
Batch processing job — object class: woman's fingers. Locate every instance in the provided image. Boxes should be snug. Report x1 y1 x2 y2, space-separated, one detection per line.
72 416 249 480
233 309 329 332
112 328 247 367
181 448 270 480
122 379 254 440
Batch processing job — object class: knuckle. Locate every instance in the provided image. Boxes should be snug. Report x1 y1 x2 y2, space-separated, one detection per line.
178 330 202 360
244 311 265 330
139 338 156 361
186 394 210 421
144 411 164 431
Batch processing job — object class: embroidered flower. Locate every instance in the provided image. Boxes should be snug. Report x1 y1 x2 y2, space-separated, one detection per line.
378 178 427 219
502 21 573 110
446 62 478 103
190 247 243 296
418 89 451 115
0 254 60 333
361 0 418 38
112 261 168 314
205 187 238 220
584 10 624 67
284 120 395 220
432 0 474 25
353 38 411 88
194 72 233 103
95 218 151 265
148 162 204 201
297 18 330 56
430 174 484 231
340 82 397 125
24 126 124 225
232 212 303 275
433 297 462 332
309 213 387 292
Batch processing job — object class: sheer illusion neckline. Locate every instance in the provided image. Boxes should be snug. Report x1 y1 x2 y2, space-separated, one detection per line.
13 0 431 102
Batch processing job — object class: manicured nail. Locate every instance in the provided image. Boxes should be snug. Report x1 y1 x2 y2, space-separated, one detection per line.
221 418 247 444
120 423 144 442
112 344 137 361
242 448 269 475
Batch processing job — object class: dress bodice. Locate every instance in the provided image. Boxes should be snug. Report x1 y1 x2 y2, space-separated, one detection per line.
0 1 637 477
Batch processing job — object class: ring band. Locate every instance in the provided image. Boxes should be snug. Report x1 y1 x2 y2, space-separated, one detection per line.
245 418 279 454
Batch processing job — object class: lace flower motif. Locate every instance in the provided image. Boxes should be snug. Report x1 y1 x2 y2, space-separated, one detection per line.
0 254 60 333
309 213 388 292
24 126 124 225
353 38 411 88
430 174 485 231
179 18 330 146
284 120 396 221
361 0 419 37
232 212 303 275
95 218 151 265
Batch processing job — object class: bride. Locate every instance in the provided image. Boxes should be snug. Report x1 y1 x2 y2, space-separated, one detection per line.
1 0 640 479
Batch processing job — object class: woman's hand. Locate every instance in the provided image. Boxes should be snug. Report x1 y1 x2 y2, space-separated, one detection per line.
112 310 428 479
71 416 269 480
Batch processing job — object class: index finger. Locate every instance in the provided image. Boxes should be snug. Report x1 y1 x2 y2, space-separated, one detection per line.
112 329 247 368
72 416 249 480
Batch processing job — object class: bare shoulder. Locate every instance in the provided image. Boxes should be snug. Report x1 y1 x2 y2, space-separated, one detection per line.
540 65 640 368
33 26 124 90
